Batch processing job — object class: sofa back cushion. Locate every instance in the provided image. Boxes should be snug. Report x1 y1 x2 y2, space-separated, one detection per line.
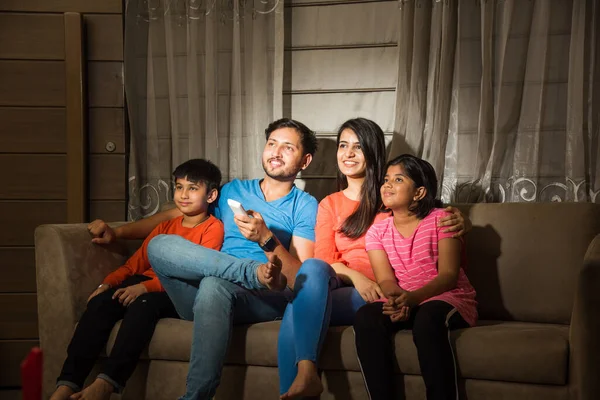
455 203 600 324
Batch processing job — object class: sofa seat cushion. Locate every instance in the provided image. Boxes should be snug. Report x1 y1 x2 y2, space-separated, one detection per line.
106 319 569 386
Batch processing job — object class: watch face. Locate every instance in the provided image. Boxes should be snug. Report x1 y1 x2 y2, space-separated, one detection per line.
261 236 277 252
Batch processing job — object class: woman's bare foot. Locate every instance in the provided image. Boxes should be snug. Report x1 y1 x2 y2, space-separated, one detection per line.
258 254 287 291
280 360 323 399
49 385 75 400
69 378 113 400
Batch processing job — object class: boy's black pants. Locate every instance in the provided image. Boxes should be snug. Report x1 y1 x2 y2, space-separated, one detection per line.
354 300 469 400
57 275 178 392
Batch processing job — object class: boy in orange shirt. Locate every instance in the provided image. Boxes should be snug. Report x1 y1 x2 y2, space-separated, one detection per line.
50 159 224 400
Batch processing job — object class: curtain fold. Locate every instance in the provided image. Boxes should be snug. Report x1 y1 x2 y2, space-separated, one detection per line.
391 0 599 203
124 0 283 220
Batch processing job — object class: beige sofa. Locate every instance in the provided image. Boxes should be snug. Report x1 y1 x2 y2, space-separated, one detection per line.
35 203 600 399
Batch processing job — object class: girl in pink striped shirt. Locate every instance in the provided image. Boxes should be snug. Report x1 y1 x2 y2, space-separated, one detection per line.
354 154 477 400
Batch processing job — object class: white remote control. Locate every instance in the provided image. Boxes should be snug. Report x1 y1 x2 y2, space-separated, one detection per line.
227 199 249 217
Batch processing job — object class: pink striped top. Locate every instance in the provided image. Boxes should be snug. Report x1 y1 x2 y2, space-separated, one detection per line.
365 208 478 326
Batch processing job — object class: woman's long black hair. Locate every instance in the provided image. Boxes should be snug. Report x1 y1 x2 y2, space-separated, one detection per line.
337 118 387 239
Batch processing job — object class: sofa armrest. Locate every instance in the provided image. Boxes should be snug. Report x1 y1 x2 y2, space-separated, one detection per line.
570 233 600 400
34 223 140 396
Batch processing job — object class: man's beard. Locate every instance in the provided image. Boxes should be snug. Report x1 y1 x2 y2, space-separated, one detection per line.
262 158 303 181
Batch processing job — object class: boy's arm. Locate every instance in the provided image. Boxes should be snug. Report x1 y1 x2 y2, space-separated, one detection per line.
89 207 182 244
102 223 166 291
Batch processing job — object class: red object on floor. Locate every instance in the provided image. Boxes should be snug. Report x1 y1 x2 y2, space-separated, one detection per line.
21 347 43 400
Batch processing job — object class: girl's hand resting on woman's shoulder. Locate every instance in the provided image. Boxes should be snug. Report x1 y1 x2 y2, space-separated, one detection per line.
352 273 385 303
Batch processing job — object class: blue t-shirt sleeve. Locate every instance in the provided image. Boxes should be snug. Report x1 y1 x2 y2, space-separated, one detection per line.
213 183 230 220
292 195 318 242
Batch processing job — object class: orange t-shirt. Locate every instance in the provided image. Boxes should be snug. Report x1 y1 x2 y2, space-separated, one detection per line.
314 191 389 281
102 215 224 293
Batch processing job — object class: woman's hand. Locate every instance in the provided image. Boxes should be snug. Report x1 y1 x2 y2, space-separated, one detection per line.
87 283 110 303
438 206 472 238
382 296 410 322
112 284 148 306
351 273 385 303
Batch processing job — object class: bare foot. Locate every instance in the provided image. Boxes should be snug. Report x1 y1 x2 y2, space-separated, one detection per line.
69 378 114 400
258 254 287 291
50 385 75 400
280 360 323 399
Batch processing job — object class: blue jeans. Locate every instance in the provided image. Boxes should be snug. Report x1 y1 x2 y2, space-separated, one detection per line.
147 235 289 400
277 259 367 394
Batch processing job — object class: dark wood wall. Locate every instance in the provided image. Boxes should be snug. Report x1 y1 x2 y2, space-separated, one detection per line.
0 1 126 397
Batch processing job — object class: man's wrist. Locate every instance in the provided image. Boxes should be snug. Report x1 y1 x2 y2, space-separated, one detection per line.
259 232 279 252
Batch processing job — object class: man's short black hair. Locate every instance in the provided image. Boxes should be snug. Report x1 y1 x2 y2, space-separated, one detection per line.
172 159 221 193
264 118 318 156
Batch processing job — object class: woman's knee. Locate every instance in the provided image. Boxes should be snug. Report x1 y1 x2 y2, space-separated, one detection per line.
411 306 448 343
295 258 335 282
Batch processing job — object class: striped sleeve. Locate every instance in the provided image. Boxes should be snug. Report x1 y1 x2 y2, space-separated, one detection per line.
365 220 386 251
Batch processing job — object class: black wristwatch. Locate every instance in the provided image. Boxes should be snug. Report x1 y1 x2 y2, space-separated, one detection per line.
259 234 278 252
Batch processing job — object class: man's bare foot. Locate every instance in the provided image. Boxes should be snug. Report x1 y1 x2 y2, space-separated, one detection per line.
69 378 114 400
280 360 323 399
49 385 75 400
258 254 287 291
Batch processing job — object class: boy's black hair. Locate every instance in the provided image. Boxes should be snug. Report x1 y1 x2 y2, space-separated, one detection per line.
385 154 443 219
265 118 318 156
172 158 221 193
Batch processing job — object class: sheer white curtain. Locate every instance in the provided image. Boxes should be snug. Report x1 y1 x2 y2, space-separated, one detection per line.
124 0 283 219
390 0 599 203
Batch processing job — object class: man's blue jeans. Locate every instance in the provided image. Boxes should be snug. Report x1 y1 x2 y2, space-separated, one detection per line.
147 234 290 400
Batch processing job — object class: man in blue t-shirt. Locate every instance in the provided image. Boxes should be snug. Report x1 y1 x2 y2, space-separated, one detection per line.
89 118 319 399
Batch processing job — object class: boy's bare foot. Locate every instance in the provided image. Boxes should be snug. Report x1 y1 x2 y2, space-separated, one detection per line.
69 378 113 400
257 254 287 291
49 385 75 400
280 360 323 399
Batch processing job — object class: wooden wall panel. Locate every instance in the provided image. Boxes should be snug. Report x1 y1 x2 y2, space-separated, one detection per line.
89 154 126 200
85 15 124 61
0 61 65 106
0 13 65 60
0 294 38 339
0 201 67 246
88 61 124 107
90 200 127 222
0 390 21 400
89 108 126 154
0 340 39 386
0 0 122 13
0 155 67 199
0 107 66 153
0 248 36 293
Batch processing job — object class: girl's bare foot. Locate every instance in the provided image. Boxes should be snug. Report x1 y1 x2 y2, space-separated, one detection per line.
69 378 114 400
280 360 323 399
258 254 287 291
49 385 75 400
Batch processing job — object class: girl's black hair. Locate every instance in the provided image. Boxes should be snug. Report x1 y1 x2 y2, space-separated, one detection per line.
337 118 387 239
173 158 222 193
385 154 443 219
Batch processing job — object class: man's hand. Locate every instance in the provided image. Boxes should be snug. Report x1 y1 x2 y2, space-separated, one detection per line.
88 219 117 244
112 284 148 306
233 210 271 244
87 283 110 303
438 206 472 238
351 273 384 303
